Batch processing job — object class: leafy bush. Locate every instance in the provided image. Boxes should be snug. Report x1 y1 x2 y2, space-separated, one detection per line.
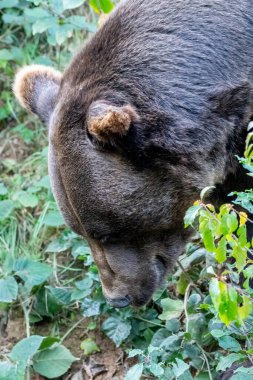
1 1 253 379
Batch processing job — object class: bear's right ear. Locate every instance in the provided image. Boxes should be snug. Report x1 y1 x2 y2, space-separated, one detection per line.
13 65 62 124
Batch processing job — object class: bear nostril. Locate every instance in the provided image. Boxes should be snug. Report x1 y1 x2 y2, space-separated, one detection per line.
106 296 130 308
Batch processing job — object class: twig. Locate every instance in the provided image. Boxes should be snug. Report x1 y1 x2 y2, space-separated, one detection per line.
60 317 86 344
53 253 60 285
176 261 203 297
183 284 192 333
196 343 213 380
134 316 164 328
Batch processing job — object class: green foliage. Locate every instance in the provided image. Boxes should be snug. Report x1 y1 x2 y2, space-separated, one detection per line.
1 336 75 379
89 0 114 13
1 1 253 379
80 338 100 355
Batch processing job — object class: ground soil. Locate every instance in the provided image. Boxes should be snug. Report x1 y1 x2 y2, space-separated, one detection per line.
0 130 138 380
0 311 131 380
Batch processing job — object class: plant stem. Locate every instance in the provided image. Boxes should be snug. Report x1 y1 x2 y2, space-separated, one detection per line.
134 316 164 328
53 253 60 285
20 299 31 338
183 284 192 333
60 317 86 344
176 261 203 297
20 298 31 380
196 343 213 380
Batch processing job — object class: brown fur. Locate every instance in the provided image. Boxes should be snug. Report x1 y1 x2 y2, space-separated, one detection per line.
87 102 139 142
13 0 253 307
13 65 61 112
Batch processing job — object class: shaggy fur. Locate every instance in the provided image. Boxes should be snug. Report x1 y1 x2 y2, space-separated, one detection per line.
87 101 139 142
14 0 253 309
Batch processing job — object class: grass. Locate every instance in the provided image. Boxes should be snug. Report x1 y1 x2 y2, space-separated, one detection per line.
1 1 253 379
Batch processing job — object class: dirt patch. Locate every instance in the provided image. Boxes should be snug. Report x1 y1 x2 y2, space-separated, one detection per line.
1 314 26 353
62 320 126 380
0 313 129 380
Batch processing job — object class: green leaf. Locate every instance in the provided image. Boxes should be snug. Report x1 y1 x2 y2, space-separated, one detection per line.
128 349 143 358
184 205 201 227
66 16 96 32
0 49 13 61
195 373 211 380
43 210 65 227
47 287 73 305
39 337 60 350
202 228 215 252
0 361 17 380
10 336 44 362
2 13 24 25
125 363 143 380
210 329 227 338
81 298 101 317
32 17 58 34
89 0 114 13
218 336 241 352
165 318 180 333
0 182 8 195
71 288 92 301
14 259 52 287
62 0 84 10
45 238 71 253
80 338 100 355
209 278 239 325
75 277 93 290
238 295 252 323
35 175 51 190
151 328 170 347
149 363 164 377
159 297 184 320
0 0 18 9
215 236 227 263
220 213 238 235
231 367 253 379
172 359 189 378
232 245 247 271
0 277 18 303
14 191 39 208
160 335 182 351
24 7 51 20
33 345 76 379
102 317 131 347
216 353 245 372
231 374 253 380
188 314 207 343
187 294 202 314
0 200 15 220
176 272 189 295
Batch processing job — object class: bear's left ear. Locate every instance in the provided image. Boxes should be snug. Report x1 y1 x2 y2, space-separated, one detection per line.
13 64 62 124
87 100 139 144
210 82 253 123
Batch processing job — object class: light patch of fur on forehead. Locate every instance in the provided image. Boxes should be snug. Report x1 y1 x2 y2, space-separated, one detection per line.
13 64 62 112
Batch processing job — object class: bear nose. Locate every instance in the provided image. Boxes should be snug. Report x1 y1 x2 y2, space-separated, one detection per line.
106 296 130 308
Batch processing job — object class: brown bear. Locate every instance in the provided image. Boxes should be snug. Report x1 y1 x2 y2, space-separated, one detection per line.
14 0 253 308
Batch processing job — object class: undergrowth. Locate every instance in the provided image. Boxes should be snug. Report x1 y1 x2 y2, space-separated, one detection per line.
1 1 253 379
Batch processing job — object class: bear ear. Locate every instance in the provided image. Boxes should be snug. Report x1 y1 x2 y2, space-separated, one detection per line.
13 64 62 124
87 100 139 143
210 82 253 123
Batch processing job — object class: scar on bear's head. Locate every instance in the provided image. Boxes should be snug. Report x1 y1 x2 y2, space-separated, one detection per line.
13 64 62 113
87 101 139 143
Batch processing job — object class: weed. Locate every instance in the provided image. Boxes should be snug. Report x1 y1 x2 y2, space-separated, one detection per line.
1 1 253 379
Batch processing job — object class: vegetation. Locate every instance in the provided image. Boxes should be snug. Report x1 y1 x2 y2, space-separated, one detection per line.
1 1 253 379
